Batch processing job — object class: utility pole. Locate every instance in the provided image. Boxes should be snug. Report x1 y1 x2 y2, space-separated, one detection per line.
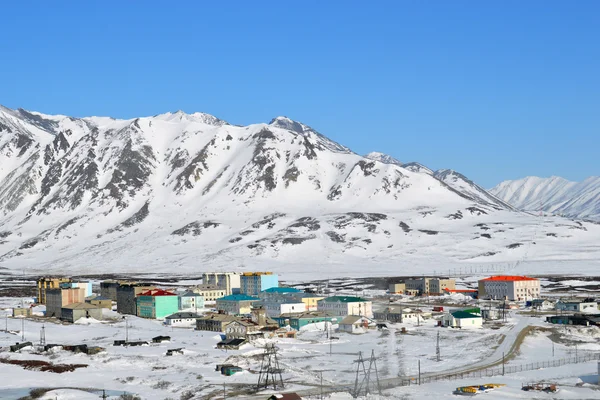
552 341 554 357
436 331 440 362
223 381 226 399
21 318 24 341
40 324 46 346
5 314 7 332
502 352 505 376
99 390 108 399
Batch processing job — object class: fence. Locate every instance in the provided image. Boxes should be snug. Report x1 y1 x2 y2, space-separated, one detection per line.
399 352 600 386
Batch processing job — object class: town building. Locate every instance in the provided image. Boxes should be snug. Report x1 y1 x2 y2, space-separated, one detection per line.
240 272 279 296
531 299 555 310
317 296 373 318
389 283 406 294
178 291 205 311
478 276 540 301
338 315 376 334
216 294 260 315
442 310 483 329
555 298 598 313
373 306 423 323
196 313 241 332
136 289 179 319
45 287 86 318
405 278 456 295
262 301 307 317
297 293 325 311
62 281 92 297
37 277 72 304
85 295 112 309
164 312 202 327
225 320 262 339
116 283 155 315
272 311 338 330
61 302 103 323
100 280 126 301
12 307 32 317
193 284 227 302
258 287 303 301
201 272 241 295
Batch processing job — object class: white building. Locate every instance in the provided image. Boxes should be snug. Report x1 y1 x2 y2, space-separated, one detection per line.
164 312 202 328
442 310 483 329
262 301 306 317
317 296 373 318
478 276 540 301
556 298 598 313
201 272 241 295
193 284 227 302
338 315 376 334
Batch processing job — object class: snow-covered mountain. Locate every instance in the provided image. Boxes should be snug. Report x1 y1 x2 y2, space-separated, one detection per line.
490 176 600 221
0 105 598 276
365 152 402 166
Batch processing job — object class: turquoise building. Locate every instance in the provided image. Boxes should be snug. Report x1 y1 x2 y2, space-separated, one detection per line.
272 311 338 330
136 289 179 319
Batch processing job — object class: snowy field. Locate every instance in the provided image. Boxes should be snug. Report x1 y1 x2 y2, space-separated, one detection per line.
2 294 600 400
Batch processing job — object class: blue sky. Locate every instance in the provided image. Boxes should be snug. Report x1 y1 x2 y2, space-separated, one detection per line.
1 1 598 187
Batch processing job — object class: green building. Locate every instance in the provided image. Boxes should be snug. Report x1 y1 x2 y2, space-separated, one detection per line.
136 289 179 319
273 311 338 330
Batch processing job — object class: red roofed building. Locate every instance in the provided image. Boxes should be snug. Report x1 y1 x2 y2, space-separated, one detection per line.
478 276 540 301
136 289 179 319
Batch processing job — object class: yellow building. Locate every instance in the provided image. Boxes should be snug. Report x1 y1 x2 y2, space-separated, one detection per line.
300 294 325 311
37 277 72 305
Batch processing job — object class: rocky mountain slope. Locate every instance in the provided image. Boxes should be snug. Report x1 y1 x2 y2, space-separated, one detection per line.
0 106 598 275
490 176 600 221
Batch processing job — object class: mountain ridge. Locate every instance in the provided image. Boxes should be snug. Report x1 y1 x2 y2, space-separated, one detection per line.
0 105 598 275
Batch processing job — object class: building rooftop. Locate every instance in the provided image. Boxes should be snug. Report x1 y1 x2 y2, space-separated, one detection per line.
261 287 302 294
320 296 368 303
194 284 220 291
218 294 260 301
86 295 111 301
165 312 202 319
443 288 478 293
481 276 538 282
138 289 177 297
277 311 337 319
61 302 101 310
180 291 201 297
339 315 374 325
451 311 481 319
198 313 241 322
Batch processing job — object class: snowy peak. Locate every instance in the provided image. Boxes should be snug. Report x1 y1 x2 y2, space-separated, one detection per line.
153 110 228 126
269 116 352 154
364 152 402 166
402 162 434 175
490 176 600 220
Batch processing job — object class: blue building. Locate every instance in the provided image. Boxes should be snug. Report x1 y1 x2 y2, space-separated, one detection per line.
178 291 205 310
240 273 279 296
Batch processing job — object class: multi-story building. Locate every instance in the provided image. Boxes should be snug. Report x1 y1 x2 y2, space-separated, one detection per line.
478 276 540 301
216 294 260 315
196 313 241 332
389 283 406 294
178 291 205 310
45 287 86 318
272 311 338 330
61 281 92 297
193 284 227 302
405 278 455 295
201 272 241 295
37 277 72 304
116 283 155 315
262 301 307 317
240 272 279 296
100 280 124 301
136 289 179 319
317 296 373 318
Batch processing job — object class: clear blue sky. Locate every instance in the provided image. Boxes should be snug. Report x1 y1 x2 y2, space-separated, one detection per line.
1 1 598 187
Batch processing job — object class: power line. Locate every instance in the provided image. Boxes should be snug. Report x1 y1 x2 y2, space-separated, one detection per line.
256 343 284 392
351 350 381 398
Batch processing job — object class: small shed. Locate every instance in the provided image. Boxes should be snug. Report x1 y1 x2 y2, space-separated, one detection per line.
338 315 376 334
216 338 246 349
10 342 33 352
442 311 483 329
152 335 171 343
166 348 184 356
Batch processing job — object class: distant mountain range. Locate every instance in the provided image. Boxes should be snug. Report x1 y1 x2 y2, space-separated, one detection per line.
0 105 598 274
490 176 600 221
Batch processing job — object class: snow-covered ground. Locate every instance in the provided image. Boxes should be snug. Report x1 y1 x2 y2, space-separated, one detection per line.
2 294 600 400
